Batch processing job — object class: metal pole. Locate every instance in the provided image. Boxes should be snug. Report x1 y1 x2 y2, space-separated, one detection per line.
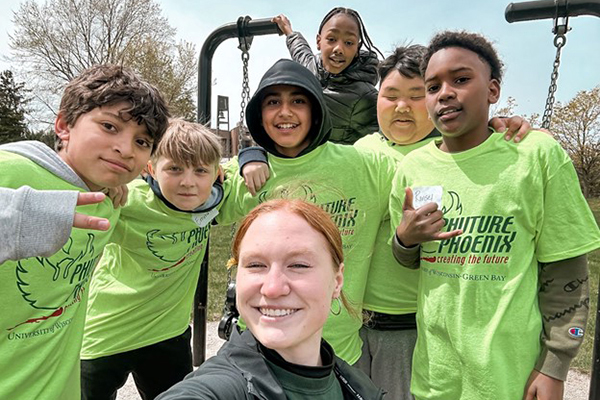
192 238 209 366
197 17 280 124
193 16 279 367
505 0 600 23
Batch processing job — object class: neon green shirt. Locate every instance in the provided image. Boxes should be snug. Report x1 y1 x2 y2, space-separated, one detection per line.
220 142 395 364
354 132 434 314
0 150 118 400
389 131 600 400
82 179 225 359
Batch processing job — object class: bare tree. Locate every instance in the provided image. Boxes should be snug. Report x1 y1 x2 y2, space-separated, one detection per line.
10 0 197 123
493 96 541 127
551 86 600 198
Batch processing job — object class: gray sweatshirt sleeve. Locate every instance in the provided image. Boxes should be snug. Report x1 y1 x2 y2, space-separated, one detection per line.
0 186 78 263
285 32 320 76
391 233 421 269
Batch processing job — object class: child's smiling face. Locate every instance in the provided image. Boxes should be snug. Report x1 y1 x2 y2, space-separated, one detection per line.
316 14 360 75
55 102 153 191
424 46 500 148
261 85 313 157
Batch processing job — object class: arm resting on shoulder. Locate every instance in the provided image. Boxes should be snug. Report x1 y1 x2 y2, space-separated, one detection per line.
238 146 268 175
535 255 589 380
0 186 78 263
391 233 420 269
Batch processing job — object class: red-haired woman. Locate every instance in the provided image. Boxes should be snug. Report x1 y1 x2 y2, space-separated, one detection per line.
157 199 383 399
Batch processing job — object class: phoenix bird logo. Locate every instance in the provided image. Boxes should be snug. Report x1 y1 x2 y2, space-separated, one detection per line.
258 184 318 204
146 229 195 263
9 234 97 330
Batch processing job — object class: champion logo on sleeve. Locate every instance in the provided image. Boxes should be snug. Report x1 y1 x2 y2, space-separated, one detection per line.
568 327 585 338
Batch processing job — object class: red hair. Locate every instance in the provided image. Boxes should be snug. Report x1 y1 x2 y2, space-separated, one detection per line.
230 199 355 315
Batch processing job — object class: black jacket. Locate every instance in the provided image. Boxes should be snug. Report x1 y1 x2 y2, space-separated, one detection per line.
285 32 379 145
156 329 384 400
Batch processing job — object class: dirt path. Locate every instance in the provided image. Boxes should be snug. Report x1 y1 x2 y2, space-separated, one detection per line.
117 322 591 399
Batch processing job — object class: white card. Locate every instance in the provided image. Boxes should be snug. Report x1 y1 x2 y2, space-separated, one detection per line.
412 186 443 210
192 208 219 227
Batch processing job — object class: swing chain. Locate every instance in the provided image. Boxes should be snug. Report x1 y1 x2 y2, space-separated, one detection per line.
218 23 253 340
541 4 570 129
238 50 251 152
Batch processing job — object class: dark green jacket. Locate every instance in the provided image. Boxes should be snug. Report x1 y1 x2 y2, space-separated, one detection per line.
285 32 379 145
156 329 385 400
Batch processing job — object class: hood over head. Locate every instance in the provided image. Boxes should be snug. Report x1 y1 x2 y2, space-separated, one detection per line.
245 59 332 158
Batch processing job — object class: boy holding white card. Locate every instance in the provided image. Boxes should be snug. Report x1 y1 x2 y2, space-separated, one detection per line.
353 44 528 400
390 31 600 400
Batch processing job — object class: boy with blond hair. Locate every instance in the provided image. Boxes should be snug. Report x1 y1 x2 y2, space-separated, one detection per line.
81 119 226 400
0 64 169 400
390 31 600 399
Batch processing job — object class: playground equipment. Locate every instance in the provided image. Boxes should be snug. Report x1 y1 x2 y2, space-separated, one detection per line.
506 1 600 398
193 16 279 366
506 0 600 128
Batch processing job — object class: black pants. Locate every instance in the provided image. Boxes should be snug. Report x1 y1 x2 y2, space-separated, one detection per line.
81 327 193 400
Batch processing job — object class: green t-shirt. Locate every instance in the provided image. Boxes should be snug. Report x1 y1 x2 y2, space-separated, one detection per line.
82 179 223 359
220 142 395 364
354 132 433 314
389 131 600 400
0 150 119 400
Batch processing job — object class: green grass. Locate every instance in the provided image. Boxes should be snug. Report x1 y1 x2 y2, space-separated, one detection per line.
207 224 236 321
205 200 600 373
571 198 600 373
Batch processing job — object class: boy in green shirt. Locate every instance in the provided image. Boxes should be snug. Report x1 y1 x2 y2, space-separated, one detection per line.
390 31 600 400
220 58 397 365
354 44 532 400
81 119 227 400
0 64 169 400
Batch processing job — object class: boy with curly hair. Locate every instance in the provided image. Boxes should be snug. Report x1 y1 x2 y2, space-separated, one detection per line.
390 31 600 400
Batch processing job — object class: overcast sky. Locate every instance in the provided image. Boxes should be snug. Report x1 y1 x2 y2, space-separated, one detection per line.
1 0 599 128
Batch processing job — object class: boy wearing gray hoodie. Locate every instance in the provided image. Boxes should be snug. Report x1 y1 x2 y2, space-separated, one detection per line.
0 64 169 400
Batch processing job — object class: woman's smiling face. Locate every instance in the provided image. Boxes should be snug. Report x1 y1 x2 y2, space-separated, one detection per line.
236 209 343 365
